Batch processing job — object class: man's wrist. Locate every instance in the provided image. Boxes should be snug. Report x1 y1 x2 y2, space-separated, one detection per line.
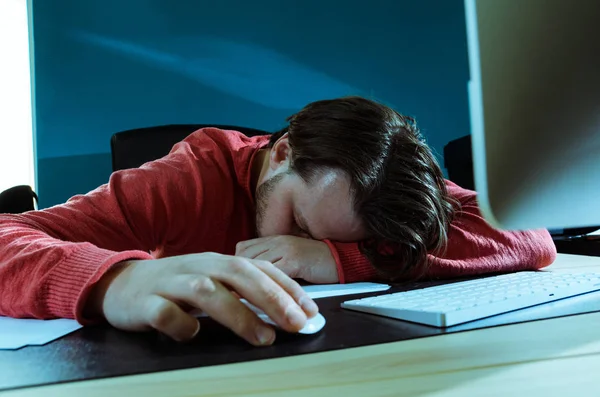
83 260 133 320
322 239 344 283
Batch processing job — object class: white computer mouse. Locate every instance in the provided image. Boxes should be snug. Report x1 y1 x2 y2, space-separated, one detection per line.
193 301 326 335
242 300 326 335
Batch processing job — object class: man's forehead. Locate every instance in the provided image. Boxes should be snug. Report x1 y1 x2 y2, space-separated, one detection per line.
295 170 365 241
306 168 351 193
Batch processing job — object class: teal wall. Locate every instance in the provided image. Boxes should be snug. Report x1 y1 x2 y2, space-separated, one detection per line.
31 0 470 208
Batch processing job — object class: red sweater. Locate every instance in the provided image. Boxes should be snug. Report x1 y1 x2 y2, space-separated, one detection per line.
0 128 557 323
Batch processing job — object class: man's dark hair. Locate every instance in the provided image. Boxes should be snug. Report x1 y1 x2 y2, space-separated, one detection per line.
268 96 458 281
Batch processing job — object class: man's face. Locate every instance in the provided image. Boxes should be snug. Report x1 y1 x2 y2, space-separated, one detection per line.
254 139 366 242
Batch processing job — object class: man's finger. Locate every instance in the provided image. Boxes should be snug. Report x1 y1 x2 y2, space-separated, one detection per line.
254 251 286 270
156 274 276 346
235 237 273 256
250 260 319 318
237 243 270 259
210 258 311 333
144 295 200 342
267 258 299 280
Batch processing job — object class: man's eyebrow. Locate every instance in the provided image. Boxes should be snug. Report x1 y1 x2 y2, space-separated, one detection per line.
295 209 315 239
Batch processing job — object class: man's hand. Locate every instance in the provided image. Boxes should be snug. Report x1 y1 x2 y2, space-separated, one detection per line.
236 236 339 284
84 253 319 346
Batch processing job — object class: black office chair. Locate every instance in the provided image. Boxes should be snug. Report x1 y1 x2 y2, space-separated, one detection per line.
110 124 270 172
0 185 38 214
443 135 474 191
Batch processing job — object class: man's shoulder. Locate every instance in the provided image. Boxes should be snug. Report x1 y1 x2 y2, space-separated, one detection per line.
183 127 270 152
164 127 270 191
445 179 477 203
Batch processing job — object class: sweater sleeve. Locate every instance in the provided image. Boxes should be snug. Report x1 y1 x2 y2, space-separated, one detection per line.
327 181 557 283
0 135 219 323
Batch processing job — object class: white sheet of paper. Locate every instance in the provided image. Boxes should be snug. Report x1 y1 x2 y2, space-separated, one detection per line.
0 317 82 350
302 282 391 299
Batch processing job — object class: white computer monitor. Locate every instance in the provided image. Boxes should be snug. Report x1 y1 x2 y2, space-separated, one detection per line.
464 0 600 231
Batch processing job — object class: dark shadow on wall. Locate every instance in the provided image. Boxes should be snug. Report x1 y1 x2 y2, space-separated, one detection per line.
37 153 113 208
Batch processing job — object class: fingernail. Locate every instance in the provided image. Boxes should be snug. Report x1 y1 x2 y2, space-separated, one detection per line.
299 296 319 316
255 326 275 345
192 321 201 338
285 305 307 329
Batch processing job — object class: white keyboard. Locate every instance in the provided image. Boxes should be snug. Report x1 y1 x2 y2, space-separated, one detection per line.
341 271 600 327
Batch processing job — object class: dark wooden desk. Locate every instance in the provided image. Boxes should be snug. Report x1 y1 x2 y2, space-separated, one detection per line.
2 254 600 396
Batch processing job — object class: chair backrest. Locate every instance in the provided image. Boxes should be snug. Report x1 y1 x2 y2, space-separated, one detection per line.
110 124 270 172
0 185 38 214
443 135 474 191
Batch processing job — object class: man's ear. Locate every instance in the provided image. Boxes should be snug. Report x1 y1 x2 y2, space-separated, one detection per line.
269 133 291 171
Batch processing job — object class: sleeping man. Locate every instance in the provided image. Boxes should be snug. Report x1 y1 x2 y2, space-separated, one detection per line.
0 96 556 346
